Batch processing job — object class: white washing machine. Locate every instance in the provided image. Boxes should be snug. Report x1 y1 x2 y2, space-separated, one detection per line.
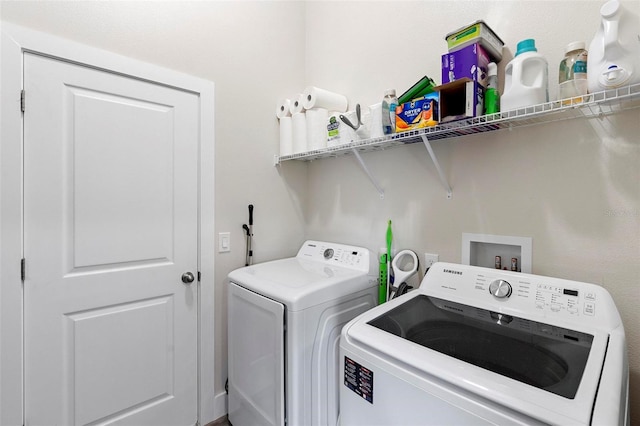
228 240 378 426
340 262 629 425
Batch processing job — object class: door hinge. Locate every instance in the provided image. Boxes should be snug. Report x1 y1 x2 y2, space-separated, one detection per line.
20 89 25 113
21 258 25 281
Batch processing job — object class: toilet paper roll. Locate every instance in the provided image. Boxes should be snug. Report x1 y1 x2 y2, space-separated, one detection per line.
290 94 305 115
305 108 329 151
292 112 307 154
279 116 293 156
368 102 384 139
276 98 291 119
302 86 348 112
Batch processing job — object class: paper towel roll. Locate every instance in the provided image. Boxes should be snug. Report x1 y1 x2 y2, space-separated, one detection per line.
326 112 358 147
355 105 371 140
327 113 342 148
279 116 293 156
290 94 305 115
292 112 307 154
276 98 291 119
368 102 384 139
302 86 348 112
338 111 357 145
305 108 328 151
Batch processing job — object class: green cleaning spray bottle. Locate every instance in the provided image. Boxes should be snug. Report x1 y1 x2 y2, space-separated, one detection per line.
485 62 500 114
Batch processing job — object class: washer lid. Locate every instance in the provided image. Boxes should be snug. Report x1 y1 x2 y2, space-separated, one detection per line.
343 290 611 425
228 257 373 311
368 294 593 399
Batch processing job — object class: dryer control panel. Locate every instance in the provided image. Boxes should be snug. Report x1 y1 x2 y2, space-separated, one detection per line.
297 240 371 273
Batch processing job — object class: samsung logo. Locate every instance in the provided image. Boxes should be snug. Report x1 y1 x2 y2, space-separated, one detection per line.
443 269 462 275
443 304 464 313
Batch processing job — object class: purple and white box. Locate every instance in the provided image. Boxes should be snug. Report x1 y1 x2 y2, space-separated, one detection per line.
441 43 490 87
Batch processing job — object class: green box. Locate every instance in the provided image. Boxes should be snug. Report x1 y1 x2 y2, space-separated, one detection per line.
445 20 504 62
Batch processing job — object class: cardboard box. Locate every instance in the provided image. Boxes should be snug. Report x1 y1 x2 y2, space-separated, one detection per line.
435 78 484 123
445 20 504 62
395 93 439 132
441 43 490 87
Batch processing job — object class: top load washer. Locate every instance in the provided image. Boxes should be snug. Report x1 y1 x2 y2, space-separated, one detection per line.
339 262 628 425
228 240 378 426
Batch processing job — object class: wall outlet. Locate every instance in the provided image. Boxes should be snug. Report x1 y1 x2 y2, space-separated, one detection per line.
424 253 439 269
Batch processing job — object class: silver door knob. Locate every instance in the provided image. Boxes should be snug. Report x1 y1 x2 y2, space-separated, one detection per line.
181 272 195 284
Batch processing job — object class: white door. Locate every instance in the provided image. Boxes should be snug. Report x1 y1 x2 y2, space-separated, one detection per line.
228 283 285 426
23 52 199 425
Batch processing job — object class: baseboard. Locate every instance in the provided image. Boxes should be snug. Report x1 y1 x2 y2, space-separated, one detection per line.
204 414 228 426
214 390 228 419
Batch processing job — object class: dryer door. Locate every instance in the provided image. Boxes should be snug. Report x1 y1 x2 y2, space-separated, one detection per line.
228 283 285 426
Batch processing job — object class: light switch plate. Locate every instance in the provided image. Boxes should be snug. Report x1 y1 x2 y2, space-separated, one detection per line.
219 232 231 253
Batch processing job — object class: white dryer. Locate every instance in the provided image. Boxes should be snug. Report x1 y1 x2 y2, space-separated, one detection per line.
340 262 629 425
228 240 378 426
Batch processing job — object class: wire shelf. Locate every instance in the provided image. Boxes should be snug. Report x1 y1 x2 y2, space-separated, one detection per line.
275 83 640 164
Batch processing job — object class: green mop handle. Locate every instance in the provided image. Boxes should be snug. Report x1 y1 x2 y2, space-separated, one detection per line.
384 219 393 304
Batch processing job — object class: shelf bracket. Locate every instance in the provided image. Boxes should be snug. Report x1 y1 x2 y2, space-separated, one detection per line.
420 135 452 199
351 149 384 199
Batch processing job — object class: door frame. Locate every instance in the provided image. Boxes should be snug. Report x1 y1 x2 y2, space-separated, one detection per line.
1 22 216 425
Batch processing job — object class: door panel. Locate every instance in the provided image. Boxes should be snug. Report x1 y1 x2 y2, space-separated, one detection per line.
24 52 198 425
70 87 174 270
69 296 174 425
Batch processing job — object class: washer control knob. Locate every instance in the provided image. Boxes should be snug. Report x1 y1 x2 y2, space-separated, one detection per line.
323 248 334 259
489 279 512 298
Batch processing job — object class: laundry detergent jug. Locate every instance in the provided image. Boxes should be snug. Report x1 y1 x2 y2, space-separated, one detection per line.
501 39 549 111
587 0 640 92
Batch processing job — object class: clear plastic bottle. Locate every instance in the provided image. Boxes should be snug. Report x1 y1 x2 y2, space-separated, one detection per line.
484 62 500 114
382 89 398 135
559 41 588 104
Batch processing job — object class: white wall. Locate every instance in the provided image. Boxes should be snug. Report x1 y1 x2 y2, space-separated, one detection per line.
2 0 639 423
301 0 640 422
0 0 308 417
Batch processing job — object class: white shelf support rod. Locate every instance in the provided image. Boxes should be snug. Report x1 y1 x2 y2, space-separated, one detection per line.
351 148 384 199
421 134 452 199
